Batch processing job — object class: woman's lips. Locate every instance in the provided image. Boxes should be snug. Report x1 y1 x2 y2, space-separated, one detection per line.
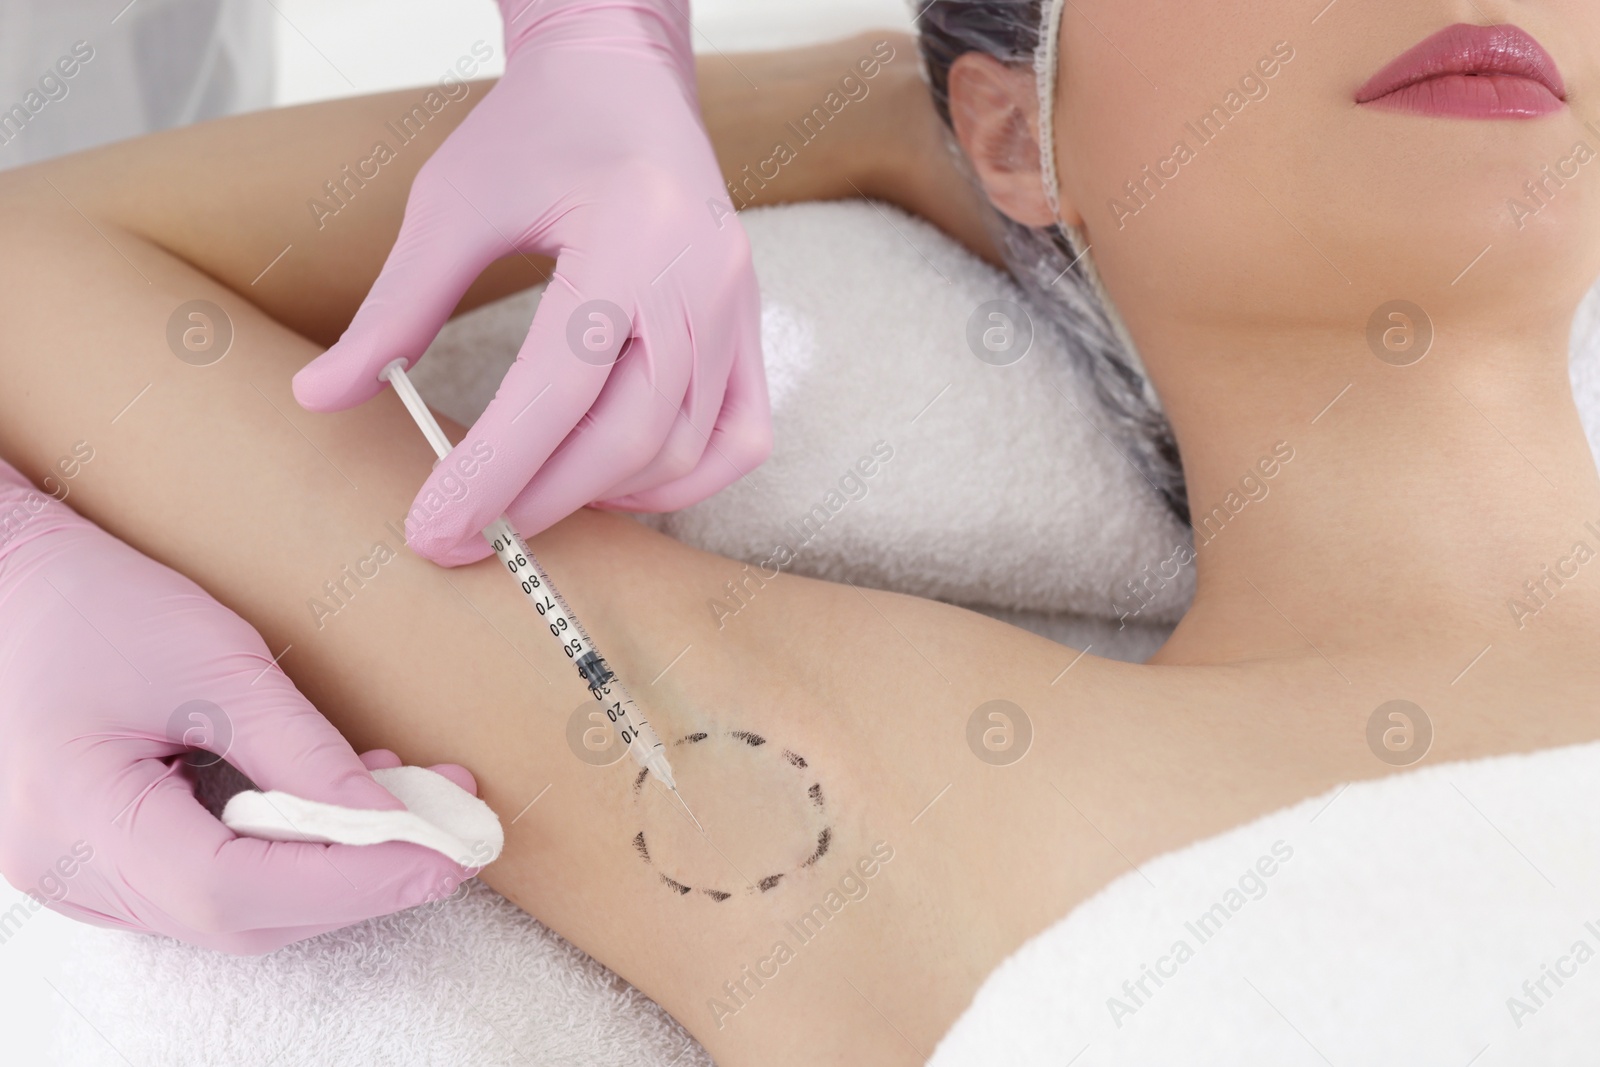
1356 23 1566 118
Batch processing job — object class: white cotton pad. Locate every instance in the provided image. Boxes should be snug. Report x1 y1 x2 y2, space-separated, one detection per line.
221 765 505 868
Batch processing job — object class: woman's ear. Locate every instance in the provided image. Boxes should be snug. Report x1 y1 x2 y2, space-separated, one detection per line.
947 52 1060 229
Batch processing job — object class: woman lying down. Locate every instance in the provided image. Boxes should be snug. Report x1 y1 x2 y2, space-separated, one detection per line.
4 0 1600 1063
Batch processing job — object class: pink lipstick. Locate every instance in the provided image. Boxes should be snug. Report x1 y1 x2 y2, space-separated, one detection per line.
1356 24 1566 119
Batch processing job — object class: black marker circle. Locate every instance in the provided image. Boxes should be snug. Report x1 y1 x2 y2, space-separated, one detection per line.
631 729 829 899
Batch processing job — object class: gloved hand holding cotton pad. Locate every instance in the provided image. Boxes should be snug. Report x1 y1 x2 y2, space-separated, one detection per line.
222 765 505 870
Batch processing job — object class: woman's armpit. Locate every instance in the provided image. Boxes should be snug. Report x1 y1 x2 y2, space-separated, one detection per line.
629 728 835 901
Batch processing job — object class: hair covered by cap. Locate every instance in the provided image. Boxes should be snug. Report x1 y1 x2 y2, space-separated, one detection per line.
910 0 1188 525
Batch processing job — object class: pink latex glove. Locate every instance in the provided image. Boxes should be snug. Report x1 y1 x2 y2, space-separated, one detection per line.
292 0 770 567
0 462 477 954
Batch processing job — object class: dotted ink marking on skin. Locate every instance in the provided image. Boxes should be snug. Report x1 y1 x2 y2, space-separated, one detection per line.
802 828 832 868
633 728 827 900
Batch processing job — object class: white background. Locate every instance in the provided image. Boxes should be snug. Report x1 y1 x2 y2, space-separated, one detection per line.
0 0 911 1062
270 0 912 105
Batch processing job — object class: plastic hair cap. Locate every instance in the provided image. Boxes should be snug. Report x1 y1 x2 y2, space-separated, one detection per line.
910 0 1189 524
1033 0 1066 220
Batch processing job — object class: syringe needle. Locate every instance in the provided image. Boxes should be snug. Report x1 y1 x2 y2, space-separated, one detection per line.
672 786 705 833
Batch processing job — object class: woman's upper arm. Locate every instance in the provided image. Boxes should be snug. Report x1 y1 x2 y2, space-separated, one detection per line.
697 30 1003 266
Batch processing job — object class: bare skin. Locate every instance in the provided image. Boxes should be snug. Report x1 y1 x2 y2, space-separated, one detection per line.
1 13 1599 1067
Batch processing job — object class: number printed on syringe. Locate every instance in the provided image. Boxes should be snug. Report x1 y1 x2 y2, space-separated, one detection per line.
486 518 672 777
376 360 695 824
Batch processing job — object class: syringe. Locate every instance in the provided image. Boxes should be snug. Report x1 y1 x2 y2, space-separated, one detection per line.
379 359 701 831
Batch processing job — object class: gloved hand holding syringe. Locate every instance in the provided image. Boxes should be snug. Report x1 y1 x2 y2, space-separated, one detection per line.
380 358 702 831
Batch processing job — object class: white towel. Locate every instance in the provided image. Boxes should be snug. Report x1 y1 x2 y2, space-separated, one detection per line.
412 200 1195 649
1572 276 1600 460
58 878 707 1067
930 740 1600 1066
50 200 1600 1065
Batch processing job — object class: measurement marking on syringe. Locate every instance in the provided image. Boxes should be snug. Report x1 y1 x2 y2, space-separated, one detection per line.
381 360 698 827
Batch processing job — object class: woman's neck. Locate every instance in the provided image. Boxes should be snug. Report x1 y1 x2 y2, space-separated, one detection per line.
1146 318 1600 669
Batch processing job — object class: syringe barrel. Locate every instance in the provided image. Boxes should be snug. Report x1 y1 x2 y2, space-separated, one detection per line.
379 361 678 788
481 516 672 780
